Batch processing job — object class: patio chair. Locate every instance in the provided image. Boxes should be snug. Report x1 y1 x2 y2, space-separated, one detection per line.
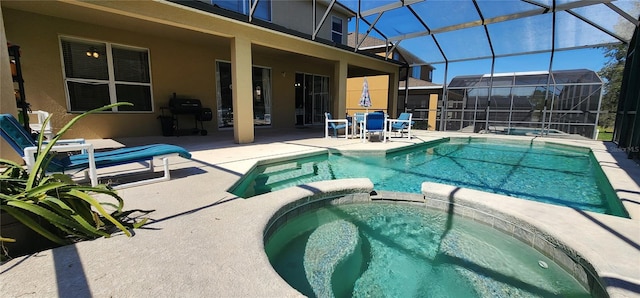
324 112 350 139
0 113 192 189
362 111 387 143
387 112 414 140
352 112 365 139
28 110 54 141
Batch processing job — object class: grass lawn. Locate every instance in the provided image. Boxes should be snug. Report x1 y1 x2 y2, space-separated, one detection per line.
598 127 613 141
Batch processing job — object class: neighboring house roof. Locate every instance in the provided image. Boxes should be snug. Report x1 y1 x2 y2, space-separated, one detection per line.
399 77 442 89
347 32 387 49
347 32 433 70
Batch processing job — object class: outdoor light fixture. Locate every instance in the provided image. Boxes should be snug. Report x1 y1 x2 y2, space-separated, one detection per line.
86 48 100 58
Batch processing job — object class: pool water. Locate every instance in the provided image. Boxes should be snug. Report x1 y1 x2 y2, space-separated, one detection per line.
502 128 567 136
265 202 591 297
232 138 627 217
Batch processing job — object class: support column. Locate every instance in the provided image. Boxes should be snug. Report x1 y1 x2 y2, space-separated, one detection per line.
388 72 399 117
0 5 22 162
428 93 438 130
333 59 347 117
231 36 254 144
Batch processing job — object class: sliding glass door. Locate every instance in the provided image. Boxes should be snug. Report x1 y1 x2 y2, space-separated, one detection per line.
216 61 272 128
295 73 329 126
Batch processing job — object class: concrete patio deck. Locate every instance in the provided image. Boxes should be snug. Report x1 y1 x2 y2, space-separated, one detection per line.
1 128 639 297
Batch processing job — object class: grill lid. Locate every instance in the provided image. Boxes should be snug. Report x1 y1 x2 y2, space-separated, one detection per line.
169 97 202 114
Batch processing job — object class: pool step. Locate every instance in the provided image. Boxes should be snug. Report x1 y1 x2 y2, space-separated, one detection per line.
254 162 332 189
255 161 319 180
258 160 308 175
252 172 318 194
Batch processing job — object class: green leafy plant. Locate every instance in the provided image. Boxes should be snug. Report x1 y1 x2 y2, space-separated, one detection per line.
1 103 150 259
412 119 431 130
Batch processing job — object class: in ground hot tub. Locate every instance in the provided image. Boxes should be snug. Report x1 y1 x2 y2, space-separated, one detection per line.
264 198 596 297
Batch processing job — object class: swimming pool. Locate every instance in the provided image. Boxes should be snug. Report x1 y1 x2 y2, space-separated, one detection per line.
265 202 592 297
231 137 627 217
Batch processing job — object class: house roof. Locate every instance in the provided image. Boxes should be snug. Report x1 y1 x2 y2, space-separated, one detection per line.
399 77 442 89
347 32 433 70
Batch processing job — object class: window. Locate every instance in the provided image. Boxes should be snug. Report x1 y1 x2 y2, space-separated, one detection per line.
61 38 152 112
331 16 343 44
216 61 272 128
210 0 271 21
210 0 243 13
412 67 421 79
253 0 272 21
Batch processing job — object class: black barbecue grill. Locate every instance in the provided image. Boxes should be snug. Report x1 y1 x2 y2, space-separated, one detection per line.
160 93 212 136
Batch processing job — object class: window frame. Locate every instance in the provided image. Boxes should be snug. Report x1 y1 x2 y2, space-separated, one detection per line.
59 36 153 113
412 67 421 79
331 16 343 44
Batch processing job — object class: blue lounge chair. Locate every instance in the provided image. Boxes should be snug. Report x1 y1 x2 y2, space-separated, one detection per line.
324 112 350 139
387 112 414 140
0 113 191 189
362 111 387 143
